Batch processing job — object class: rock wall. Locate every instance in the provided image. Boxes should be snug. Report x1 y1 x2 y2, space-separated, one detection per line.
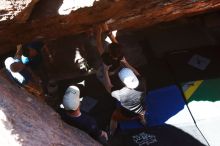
0 71 101 146
1 0 220 55
0 0 32 21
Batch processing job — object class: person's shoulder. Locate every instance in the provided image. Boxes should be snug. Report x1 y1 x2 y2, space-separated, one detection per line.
111 86 127 96
79 112 97 125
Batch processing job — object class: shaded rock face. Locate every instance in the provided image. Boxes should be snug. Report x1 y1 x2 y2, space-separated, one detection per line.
0 72 100 146
1 0 220 55
0 0 31 21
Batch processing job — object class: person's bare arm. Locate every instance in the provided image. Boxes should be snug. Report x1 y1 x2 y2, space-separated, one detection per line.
102 23 118 43
96 25 104 55
96 23 118 55
121 57 140 76
107 31 118 43
14 44 23 59
103 64 113 93
100 130 108 141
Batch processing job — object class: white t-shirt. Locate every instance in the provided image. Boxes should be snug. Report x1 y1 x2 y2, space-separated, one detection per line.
111 87 145 114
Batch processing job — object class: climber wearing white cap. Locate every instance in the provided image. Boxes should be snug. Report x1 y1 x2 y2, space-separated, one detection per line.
4 56 43 97
60 85 108 145
103 65 147 135
4 39 52 95
96 23 140 90
20 39 54 94
4 41 47 94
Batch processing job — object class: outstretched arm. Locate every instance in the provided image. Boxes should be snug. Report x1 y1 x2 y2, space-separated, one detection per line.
96 25 104 55
102 23 118 44
103 64 113 93
96 23 118 55
14 44 23 59
121 57 140 76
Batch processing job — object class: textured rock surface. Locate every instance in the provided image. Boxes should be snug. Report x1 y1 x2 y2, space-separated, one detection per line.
1 0 220 55
0 0 32 21
0 71 101 146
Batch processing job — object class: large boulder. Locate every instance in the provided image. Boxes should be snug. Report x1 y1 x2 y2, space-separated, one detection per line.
0 71 101 146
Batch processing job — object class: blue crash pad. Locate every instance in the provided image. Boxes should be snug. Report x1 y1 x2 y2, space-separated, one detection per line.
120 85 187 130
146 85 186 126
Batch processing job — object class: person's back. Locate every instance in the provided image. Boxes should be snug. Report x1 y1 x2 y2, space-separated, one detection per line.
59 109 102 138
107 68 147 135
111 72 146 117
112 86 145 114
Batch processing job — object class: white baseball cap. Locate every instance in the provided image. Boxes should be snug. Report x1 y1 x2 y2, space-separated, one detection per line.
5 57 16 71
63 86 80 110
118 68 139 89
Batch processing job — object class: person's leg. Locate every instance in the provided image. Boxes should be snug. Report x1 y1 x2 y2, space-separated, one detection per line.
119 107 147 128
109 118 118 136
138 111 147 128
110 107 132 135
